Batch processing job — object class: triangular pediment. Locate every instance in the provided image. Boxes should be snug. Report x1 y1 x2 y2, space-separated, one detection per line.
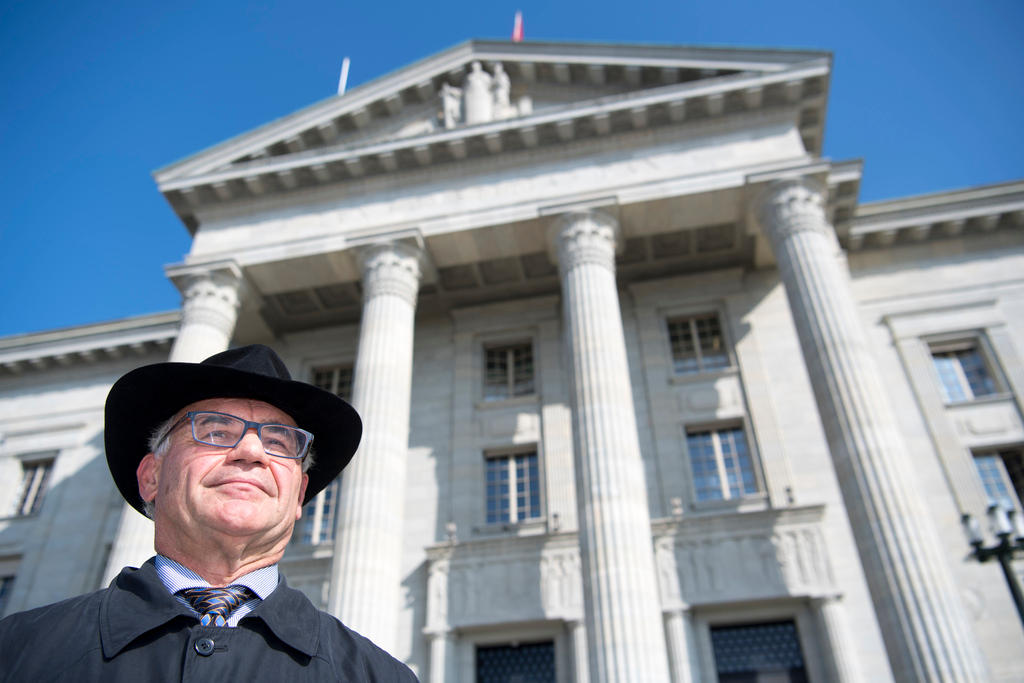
155 40 831 230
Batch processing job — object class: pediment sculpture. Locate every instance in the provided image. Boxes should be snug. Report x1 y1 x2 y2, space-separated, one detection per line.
440 61 532 129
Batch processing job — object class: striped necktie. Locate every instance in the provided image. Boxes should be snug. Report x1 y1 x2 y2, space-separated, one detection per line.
178 585 257 627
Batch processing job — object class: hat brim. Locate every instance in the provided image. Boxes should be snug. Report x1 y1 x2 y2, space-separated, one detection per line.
105 361 361 515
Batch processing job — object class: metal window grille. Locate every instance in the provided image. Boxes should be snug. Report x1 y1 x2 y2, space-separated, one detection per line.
711 620 808 683
299 364 352 544
14 458 54 517
484 344 534 401
930 343 998 403
686 426 758 502
485 451 541 524
974 449 1024 509
476 641 555 683
668 314 729 374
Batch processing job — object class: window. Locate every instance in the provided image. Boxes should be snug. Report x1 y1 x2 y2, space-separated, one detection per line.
477 641 555 683
973 448 1024 509
668 313 729 375
686 426 758 502
485 450 541 525
930 340 998 403
0 575 14 616
311 364 353 399
711 620 808 683
12 457 54 517
484 343 534 401
299 363 352 544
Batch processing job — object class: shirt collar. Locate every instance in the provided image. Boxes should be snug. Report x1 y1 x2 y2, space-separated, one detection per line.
99 558 319 659
153 554 279 600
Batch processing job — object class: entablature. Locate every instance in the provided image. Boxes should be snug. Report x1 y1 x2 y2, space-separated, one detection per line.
0 312 178 376
843 179 1024 251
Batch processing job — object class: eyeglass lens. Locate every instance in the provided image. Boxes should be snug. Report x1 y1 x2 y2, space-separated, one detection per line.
191 411 308 459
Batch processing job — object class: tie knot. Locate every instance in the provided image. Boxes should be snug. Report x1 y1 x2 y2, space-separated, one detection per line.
178 585 257 626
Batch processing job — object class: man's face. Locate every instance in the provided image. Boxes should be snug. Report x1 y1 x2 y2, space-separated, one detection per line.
137 398 309 555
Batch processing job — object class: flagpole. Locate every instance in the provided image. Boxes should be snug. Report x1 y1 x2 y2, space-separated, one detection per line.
337 57 351 95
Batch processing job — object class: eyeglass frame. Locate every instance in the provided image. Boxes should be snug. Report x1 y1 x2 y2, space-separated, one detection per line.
162 410 314 461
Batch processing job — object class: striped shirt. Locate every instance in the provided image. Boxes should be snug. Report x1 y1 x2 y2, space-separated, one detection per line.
154 555 277 627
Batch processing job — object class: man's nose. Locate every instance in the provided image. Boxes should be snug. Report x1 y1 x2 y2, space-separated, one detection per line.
231 428 270 463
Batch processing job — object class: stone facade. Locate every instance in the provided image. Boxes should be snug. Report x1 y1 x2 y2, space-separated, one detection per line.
2 40 1023 682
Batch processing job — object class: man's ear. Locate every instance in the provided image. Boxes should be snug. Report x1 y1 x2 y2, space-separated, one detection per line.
137 453 160 505
295 474 309 521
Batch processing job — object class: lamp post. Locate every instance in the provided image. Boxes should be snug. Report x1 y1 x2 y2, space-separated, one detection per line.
961 503 1024 628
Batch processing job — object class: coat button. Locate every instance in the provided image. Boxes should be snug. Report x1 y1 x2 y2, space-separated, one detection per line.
195 637 215 656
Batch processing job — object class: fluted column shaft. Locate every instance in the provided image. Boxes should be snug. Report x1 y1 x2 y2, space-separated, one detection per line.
569 620 590 683
664 609 696 683
756 179 987 682
102 268 243 584
554 211 671 682
812 595 861 683
329 242 421 653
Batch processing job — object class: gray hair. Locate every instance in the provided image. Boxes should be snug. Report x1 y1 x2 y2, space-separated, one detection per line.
140 412 316 519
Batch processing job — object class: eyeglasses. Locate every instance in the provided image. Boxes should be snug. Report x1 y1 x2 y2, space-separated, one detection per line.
165 410 313 461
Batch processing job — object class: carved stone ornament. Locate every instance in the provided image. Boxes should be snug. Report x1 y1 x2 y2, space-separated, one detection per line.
755 179 833 244
553 210 620 274
359 242 422 305
179 271 243 333
439 61 529 129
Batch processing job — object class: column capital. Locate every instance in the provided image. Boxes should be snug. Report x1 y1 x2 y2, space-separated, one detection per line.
549 209 620 274
165 262 246 362
754 177 831 245
358 241 423 306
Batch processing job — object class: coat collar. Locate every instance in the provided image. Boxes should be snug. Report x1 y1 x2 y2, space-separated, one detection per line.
99 558 321 659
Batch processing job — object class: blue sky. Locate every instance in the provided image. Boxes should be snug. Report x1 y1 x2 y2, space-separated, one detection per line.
1 0 1021 337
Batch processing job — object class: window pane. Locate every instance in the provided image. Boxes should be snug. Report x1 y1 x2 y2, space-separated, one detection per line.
477 641 555 683
974 450 1024 509
711 621 808 683
958 348 997 398
669 314 729 374
14 459 54 517
687 431 723 501
486 457 510 524
485 344 534 401
931 344 996 403
695 314 729 370
718 428 756 499
668 319 698 374
312 364 353 400
512 346 534 396
687 427 758 503
515 453 541 521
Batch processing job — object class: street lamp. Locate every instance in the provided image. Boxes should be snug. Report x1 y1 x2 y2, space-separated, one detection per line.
961 503 1024 627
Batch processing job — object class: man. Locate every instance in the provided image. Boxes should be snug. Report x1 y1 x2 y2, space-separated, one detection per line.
0 344 419 682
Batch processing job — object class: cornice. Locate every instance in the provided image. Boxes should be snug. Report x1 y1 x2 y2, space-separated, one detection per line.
0 311 179 376
844 179 1024 251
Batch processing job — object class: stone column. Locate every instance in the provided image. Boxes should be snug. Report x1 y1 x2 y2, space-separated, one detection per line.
568 620 590 683
102 266 243 584
664 609 696 683
329 242 421 653
428 632 455 683
552 211 671 682
755 179 988 682
812 595 861 683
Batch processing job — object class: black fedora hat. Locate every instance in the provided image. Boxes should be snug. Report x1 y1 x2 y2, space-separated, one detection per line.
105 344 362 515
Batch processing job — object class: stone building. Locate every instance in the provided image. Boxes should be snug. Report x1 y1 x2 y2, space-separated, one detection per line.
2 40 1023 682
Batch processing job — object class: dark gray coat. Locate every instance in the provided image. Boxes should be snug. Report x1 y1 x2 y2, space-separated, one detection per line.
0 560 418 682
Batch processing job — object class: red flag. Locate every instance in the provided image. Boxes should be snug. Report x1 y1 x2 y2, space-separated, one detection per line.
512 11 523 42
